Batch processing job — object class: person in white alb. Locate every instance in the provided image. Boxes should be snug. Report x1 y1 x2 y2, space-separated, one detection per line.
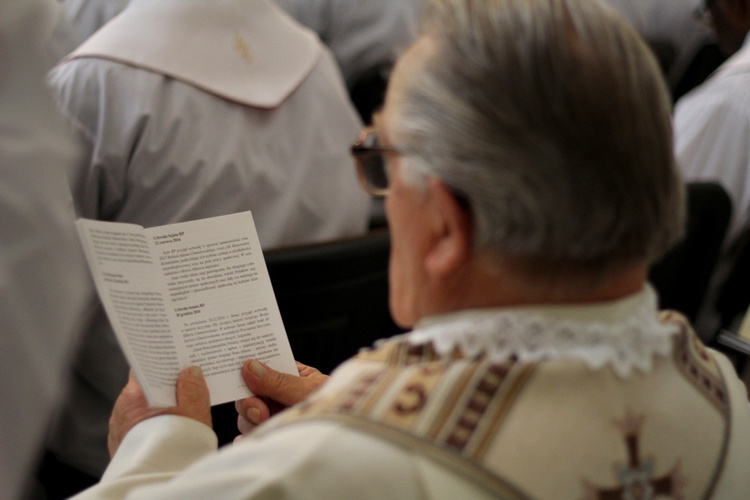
273 0 426 90
673 0 750 339
0 0 93 498
67 0 750 498
60 0 131 41
44 0 370 489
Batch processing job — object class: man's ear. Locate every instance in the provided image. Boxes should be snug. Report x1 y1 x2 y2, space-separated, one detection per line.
423 178 473 277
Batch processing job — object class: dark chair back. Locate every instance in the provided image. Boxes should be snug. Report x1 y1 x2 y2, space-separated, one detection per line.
711 226 750 374
713 227 750 333
264 229 403 375
649 182 732 322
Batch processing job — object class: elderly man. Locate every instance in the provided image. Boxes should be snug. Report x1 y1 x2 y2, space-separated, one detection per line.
72 0 750 498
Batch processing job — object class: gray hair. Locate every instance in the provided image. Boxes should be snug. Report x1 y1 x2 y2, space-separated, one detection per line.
391 0 684 269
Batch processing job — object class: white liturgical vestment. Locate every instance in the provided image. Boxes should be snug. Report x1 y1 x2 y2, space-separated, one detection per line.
47 0 370 477
674 34 750 247
673 34 750 339
273 0 425 88
72 288 750 499
0 0 92 497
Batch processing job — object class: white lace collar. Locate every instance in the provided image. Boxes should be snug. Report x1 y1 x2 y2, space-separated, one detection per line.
400 286 679 379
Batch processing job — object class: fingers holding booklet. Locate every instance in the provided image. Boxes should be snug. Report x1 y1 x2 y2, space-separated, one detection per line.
75 211 299 407
107 366 213 457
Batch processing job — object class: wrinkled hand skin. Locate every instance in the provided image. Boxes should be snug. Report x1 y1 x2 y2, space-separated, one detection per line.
108 367 212 457
234 360 329 440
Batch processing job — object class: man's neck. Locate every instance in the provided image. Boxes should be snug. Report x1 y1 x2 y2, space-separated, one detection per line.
420 253 649 317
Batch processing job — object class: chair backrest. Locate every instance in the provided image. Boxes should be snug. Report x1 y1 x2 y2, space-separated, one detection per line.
708 228 750 372
263 228 403 375
648 182 732 321
713 226 750 332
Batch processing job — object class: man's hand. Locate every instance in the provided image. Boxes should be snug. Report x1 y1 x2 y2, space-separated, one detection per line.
234 360 329 439
108 366 212 457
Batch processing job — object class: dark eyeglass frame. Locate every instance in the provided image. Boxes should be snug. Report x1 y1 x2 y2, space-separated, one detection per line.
350 127 473 212
350 127 401 197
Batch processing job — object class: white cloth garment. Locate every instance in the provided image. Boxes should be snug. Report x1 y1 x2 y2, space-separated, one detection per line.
47 0 370 477
674 34 750 247
0 0 93 498
273 0 425 88
58 0 426 90
61 0 131 41
71 287 750 499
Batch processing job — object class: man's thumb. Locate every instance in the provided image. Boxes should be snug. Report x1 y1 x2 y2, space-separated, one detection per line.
242 359 301 406
175 366 212 426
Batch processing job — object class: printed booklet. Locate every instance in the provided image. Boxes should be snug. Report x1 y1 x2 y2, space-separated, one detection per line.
76 211 296 406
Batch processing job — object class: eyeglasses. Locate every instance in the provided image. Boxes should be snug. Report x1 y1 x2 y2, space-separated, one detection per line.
350 127 472 210
350 127 401 196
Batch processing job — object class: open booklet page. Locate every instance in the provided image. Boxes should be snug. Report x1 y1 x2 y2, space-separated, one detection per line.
75 211 297 406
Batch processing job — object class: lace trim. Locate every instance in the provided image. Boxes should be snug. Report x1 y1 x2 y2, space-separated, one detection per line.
400 293 680 379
